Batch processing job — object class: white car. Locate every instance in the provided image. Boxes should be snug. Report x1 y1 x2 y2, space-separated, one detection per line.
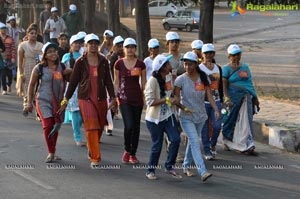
132 0 178 17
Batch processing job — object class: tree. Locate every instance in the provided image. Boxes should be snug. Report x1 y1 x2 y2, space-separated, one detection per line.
134 0 151 59
107 0 121 36
199 0 214 43
84 0 96 33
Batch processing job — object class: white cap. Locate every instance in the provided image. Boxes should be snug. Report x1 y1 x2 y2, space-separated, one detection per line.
0 22 6 29
77 31 86 40
84 33 100 44
42 42 58 53
7 16 16 23
51 7 58 12
70 34 81 45
69 4 77 11
191 40 203 50
152 54 173 72
202 43 215 53
103 30 114 37
123 38 137 47
148 38 160 48
181 51 198 62
166 31 180 41
113 35 124 45
227 44 242 55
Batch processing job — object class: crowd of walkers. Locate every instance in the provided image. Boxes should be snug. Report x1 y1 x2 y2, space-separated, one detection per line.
0 1 260 183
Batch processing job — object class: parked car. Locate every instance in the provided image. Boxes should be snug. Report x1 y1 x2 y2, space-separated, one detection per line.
132 0 178 17
162 10 200 32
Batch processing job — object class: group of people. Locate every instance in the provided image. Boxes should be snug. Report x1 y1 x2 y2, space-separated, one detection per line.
0 1 260 183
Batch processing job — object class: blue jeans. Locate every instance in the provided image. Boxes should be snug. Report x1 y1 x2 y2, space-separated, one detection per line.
0 68 7 91
201 101 222 155
180 117 207 176
70 111 83 142
146 114 180 173
119 104 143 156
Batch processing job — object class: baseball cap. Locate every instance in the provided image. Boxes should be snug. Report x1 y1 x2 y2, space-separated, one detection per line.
51 7 58 12
7 16 16 23
181 51 198 62
191 40 203 50
152 54 173 72
0 22 6 29
42 42 58 53
70 34 81 44
84 33 100 44
77 31 87 40
113 35 124 45
123 38 137 47
148 38 160 49
69 4 77 11
227 44 242 55
103 30 114 37
202 43 215 53
166 31 180 41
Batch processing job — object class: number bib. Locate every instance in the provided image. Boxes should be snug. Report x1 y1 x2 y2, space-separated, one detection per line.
130 67 141 76
53 71 63 80
194 82 205 91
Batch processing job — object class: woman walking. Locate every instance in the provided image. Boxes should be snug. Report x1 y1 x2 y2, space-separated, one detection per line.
59 34 117 168
222 44 260 155
25 42 71 163
144 54 181 180
61 34 84 146
199 44 223 160
17 25 43 109
114 38 146 164
174 51 220 182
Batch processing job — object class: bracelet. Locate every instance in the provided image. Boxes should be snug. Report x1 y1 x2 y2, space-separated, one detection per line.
184 107 189 112
19 73 25 77
60 97 68 106
165 97 172 107
224 97 230 102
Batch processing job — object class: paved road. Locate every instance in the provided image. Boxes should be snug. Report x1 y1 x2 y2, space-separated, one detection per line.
1 93 300 199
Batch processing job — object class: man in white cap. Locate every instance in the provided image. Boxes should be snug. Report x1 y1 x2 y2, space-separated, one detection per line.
144 38 160 81
39 1 52 43
7 16 25 49
44 7 67 44
59 33 117 168
99 30 114 57
62 4 83 37
191 39 203 62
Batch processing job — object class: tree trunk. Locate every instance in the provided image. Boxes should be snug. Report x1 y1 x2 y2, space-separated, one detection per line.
84 0 96 33
119 0 125 17
99 0 105 13
199 0 214 43
107 0 120 35
32 0 43 24
134 0 151 59
18 0 31 30
61 0 69 15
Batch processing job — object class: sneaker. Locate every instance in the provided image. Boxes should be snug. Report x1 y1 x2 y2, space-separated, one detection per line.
122 151 130 163
105 129 113 136
201 172 212 182
2 91 7 95
146 172 158 180
90 162 100 169
76 141 86 147
45 154 54 163
7 86 11 92
204 154 213 160
129 155 139 164
165 169 182 179
183 169 195 177
87 151 91 159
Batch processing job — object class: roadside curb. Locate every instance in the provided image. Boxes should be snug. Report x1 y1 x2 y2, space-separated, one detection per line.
253 121 300 153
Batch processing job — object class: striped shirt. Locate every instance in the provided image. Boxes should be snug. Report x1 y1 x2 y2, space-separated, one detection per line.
1 35 16 60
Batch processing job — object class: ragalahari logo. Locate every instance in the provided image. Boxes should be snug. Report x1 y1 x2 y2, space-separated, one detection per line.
231 1 246 17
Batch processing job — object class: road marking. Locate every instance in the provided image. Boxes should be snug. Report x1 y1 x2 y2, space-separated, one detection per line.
12 170 55 190
290 165 300 169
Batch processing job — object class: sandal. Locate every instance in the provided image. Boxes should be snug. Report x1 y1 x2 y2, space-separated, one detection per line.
45 154 54 163
165 169 182 179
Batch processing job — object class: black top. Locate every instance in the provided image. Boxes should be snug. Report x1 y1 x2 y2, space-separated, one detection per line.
58 46 69 61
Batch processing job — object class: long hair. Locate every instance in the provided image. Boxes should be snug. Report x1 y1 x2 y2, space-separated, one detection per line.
152 62 168 98
196 65 209 86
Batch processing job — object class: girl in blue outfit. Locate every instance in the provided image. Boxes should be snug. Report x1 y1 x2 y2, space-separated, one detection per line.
222 44 260 155
62 34 85 146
